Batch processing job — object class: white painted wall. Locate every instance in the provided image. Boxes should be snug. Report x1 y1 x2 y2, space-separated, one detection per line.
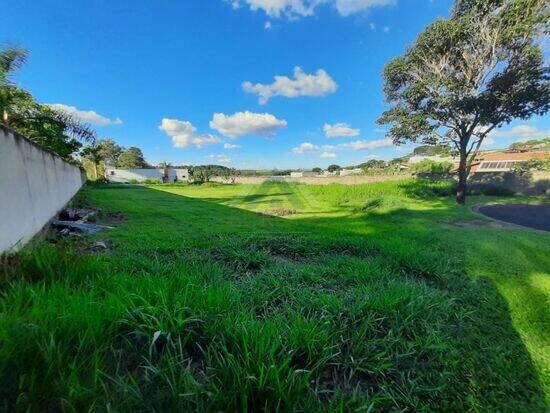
0 126 86 254
105 168 189 183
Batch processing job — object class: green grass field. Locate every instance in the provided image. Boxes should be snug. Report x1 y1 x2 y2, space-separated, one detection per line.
1 179 549 412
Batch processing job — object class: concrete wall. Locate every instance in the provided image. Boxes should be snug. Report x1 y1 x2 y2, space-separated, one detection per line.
105 168 189 183
0 125 86 254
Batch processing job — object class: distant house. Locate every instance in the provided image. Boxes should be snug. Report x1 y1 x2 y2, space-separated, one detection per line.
464 150 549 173
339 168 363 176
408 155 459 164
105 168 189 183
290 171 317 178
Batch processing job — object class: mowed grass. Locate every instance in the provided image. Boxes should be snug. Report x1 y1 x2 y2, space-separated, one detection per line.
1 179 549 412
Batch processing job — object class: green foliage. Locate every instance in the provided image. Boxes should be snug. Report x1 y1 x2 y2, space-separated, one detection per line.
1 47 96 160
98 138 123 166
509 137 550 151
378 0 549 203
413 144 455 157
411 160 454 175
327 164 341 173
117 147 148 168
360 159 386 170
513 159 550 177
190 165 233 184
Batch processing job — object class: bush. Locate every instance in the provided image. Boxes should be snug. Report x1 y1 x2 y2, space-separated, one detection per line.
411 160 453 175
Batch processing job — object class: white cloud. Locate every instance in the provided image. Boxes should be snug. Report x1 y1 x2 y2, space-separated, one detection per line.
159 118 220 148
292 142 318 154
335 0 395 16
228 0 396 18
264 21 272 29
321 144 337 150
320 152 337 158
369 23 376 30
364 154 381 160
481 137 496 148
383 26 390 33
243 66 337 104
223 143 241 149
210 153 233 164
210 111 287 138
323 122 360 138
489 125 550 140
47 104 122 126
339 138 394 150
229 0 320 18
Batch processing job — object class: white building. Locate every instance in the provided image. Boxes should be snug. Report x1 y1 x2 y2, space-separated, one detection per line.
339 168 363 176
290 171 317 178
408 155 458 164
105 168 189 183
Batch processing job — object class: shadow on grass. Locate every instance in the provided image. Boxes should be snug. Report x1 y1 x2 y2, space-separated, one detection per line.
0 183 546 412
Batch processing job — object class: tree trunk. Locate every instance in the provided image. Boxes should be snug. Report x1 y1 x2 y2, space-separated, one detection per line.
456 146 468 205
93 162 98 180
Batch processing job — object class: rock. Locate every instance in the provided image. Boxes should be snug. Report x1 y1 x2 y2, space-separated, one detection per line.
88 241 108 252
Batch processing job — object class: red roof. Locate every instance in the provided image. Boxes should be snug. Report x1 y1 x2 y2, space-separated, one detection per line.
452 151 549 172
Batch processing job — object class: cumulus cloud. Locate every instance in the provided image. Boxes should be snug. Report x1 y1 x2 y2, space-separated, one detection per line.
323 122 360 138
339 138 393 150
292 142 318 154
228 0 395 18
243 67 337 104
47 104 122 126
489 125 550 140
159 118 220 148
320 152 337 158
210 111 287 138
224 143 241 149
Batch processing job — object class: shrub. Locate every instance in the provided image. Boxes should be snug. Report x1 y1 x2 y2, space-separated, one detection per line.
411 160 453 175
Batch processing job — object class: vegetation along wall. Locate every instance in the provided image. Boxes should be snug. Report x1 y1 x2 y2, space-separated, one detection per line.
0 125 86 254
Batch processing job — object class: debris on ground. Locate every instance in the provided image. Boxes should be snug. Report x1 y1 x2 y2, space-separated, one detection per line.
86 241 108 253
259 208 297 217
52 208 112 235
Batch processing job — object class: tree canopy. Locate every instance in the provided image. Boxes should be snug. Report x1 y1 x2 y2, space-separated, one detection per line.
378 0 549 203
117 147 149 168
1 46 95 160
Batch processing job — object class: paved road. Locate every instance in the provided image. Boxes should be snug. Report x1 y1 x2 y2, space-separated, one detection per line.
478 204 550 232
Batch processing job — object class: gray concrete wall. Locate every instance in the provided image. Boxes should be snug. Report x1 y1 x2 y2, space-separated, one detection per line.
0 125 86 254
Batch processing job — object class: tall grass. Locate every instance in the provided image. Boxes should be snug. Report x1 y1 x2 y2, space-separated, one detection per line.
0 180 547 411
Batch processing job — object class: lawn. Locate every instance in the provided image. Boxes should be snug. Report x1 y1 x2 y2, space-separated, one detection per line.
1 179 548 412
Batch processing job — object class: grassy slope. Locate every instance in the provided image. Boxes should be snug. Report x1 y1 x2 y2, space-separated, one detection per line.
0 180 548 412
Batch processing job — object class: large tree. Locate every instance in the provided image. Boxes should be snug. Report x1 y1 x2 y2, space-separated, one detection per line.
97 138 122 166
117 147 148 168
378 0 549 204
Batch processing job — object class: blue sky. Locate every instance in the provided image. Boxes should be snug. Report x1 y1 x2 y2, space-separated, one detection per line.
3 0 549 169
